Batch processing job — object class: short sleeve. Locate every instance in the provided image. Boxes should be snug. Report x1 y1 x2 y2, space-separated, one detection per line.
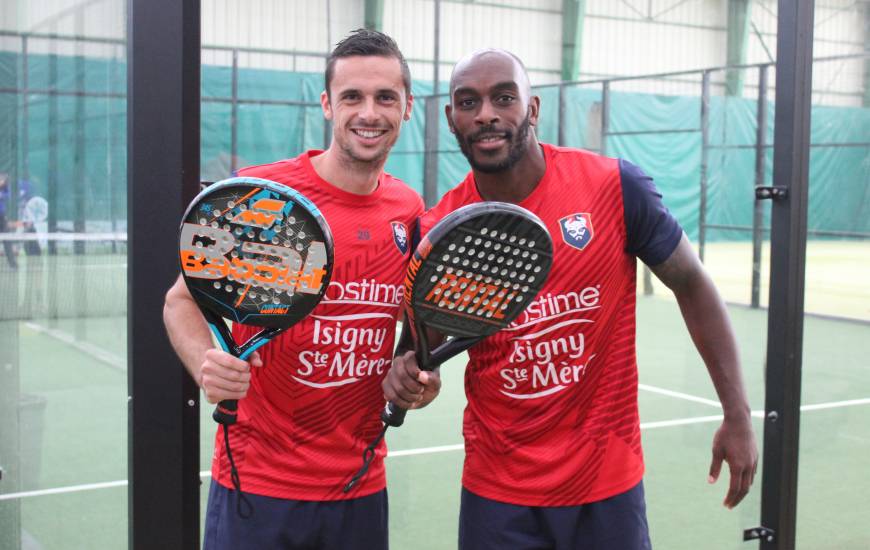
620 159 683 266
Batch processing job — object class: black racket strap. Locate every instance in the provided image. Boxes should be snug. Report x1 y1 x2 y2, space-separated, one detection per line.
223 426 253 518
342 424 388 493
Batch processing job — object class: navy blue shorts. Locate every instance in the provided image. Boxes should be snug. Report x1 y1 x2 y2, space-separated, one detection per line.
459 481 651 550
203 480 388 550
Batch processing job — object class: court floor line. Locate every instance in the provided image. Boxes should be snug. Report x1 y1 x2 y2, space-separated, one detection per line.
23 322 125 372
638 383 723 408
3 395 868 503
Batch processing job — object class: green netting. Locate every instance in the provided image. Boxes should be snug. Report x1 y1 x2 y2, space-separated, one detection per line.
5 52 869 240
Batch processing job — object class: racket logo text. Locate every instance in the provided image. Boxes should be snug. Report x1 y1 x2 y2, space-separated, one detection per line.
423 272 516 320
180 223 328 296
230 198 289 228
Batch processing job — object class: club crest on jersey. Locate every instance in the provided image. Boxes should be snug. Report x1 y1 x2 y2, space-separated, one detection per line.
559 213 594 250
391 221 409 254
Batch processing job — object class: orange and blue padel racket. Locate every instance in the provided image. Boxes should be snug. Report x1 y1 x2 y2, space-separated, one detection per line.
179 176 333 513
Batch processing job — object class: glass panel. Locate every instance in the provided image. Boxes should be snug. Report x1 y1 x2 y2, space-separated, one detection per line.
796 49 870 549
618 65 764 550
0 1 128 548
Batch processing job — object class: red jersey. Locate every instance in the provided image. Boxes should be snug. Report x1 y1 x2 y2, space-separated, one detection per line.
419 144 682 506
212 151 424 500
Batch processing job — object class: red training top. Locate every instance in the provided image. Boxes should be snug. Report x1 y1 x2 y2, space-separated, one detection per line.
418 144 682 506
211 150 424 500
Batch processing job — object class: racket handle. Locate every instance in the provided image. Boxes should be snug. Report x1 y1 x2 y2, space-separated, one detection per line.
213 399 239 425
381 401 408 428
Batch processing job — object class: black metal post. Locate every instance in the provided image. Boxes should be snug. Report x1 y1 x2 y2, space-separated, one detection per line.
423 97 440 207
758 1 815 548
557 83 566 146
128 0 202 548
433 0 441 96
231 48 238 173
109 48 120 241
751 64 769 308
74 10 86 248
699 70 710 262
73 9 87 341
20 36 28 189
48 48 59 322
600 80 609 156
48 49 58 256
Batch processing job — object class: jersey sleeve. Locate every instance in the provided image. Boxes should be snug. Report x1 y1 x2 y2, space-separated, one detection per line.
619 159 683 266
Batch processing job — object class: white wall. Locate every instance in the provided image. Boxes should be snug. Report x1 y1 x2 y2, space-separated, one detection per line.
384 0 563 87
1 0 124 58
201 0 363 72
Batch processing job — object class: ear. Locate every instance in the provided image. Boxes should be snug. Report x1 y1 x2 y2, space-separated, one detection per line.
320 90 333 121
528 95 541 127
403 93 414 121
445 103 455 134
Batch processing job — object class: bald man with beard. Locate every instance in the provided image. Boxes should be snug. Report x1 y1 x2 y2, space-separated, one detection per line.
383 49 758 550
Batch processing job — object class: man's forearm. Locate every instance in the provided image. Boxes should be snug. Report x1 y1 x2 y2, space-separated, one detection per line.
163 277 213 386
673 273 751 419
652 236 751 419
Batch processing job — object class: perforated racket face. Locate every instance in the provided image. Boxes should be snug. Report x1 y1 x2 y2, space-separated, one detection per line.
23 196 48 223
407 202 553 338
179 177 334 328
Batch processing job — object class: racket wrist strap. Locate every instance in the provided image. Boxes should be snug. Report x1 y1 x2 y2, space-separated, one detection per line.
343 424 388 493
222 425 253 518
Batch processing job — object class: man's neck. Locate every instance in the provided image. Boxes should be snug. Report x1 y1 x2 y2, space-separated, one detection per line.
310 147 384 195
473 142 547 204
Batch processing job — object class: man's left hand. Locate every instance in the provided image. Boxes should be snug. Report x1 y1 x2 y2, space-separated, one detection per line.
708 415 758 509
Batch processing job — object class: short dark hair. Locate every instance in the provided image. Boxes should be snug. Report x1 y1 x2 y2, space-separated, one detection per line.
324 29 411 98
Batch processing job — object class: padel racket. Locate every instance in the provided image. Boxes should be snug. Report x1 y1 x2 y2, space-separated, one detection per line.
22 196 48 224
386 201 553 424
344 201 552 492
179 176 333 512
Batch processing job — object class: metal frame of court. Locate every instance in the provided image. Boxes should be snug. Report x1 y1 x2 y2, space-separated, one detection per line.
0 0 847 547
127 0 201 547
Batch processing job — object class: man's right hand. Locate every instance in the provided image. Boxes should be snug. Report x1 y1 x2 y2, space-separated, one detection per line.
199 349 262 404
382 350 442 410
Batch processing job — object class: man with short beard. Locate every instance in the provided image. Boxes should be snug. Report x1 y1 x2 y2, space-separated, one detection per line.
164 30 424 550
383 49 757 549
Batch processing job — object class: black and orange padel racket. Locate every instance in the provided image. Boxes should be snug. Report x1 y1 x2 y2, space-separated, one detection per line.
344 201 552 492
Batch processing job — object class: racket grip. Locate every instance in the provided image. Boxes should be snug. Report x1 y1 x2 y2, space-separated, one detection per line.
213 399 239 425
381 401 408 428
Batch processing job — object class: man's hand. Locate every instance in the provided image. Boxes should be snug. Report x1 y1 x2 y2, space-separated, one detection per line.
199 349 263 404
708 415 758 509
382 350 442 410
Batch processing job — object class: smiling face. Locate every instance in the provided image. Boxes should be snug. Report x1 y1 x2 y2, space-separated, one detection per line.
446 51 539 174
321 55 413 166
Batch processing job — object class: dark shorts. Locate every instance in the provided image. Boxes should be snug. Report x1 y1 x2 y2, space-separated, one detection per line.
203 480 388 550
459 481 651 550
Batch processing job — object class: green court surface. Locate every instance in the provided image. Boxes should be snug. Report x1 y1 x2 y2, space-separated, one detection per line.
4 289 869 549
651 240 870 321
